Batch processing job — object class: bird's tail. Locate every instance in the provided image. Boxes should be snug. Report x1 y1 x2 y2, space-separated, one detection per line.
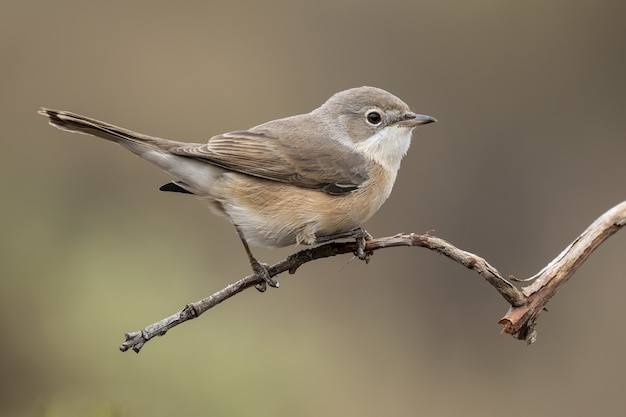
39 108 219 196
38 108 184 152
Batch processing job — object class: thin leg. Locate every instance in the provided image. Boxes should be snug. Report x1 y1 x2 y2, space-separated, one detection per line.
235 226 279 291
314 227 373 261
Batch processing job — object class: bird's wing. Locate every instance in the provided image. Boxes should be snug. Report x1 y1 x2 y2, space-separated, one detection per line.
169 124 369 195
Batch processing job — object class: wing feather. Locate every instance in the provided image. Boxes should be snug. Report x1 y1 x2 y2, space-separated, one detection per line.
169 122 369 195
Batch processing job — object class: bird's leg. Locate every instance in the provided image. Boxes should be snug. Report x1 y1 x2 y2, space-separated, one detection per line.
315 227 373 262
235 226 279 292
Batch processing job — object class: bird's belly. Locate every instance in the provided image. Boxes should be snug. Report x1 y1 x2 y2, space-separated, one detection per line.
211 169 394 248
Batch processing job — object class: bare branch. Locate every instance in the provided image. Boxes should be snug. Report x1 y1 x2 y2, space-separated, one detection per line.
120 233 523 353
120 201 626 353
499 200 626 343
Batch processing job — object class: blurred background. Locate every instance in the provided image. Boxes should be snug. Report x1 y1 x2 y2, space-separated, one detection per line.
2 1 626 416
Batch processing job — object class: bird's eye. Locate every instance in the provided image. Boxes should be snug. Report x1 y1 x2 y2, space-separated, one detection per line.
366 111 383 126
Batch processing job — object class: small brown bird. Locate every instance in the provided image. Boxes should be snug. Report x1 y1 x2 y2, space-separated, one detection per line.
39 86 435 290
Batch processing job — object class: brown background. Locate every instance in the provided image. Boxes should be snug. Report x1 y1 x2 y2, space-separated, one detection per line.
2 1 626 416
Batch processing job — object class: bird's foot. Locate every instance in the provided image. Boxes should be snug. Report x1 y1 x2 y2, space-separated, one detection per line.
315 227 373 262
250 259 279 292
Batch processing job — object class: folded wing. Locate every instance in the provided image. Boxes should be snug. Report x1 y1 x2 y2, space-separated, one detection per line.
169 121 369 195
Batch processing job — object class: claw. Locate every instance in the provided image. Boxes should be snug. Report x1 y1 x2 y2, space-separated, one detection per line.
251 260 279 290
315 227 373 263
236 225 280 291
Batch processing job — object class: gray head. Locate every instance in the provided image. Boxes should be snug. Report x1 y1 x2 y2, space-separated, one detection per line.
313 86 435 142
312 86 436 170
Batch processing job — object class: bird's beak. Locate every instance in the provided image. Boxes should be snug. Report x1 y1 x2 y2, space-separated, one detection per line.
395 112 437 127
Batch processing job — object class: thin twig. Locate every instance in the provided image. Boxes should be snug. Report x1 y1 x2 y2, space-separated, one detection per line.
120 233 523 353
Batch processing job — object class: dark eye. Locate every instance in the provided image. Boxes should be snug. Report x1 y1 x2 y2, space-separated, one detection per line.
366 111 382 126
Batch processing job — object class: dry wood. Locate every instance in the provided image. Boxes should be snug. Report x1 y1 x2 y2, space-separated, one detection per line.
120 201 626 353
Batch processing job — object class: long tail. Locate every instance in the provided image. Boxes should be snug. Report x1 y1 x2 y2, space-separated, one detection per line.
39 108 218 196
38 108 185 152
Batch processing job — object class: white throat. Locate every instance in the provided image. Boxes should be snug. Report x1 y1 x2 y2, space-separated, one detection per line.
351 126 413 173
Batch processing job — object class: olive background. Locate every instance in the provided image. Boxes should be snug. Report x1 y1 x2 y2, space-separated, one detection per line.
2 1 626 416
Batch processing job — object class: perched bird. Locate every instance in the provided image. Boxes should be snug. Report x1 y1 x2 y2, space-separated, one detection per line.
39 86 436 290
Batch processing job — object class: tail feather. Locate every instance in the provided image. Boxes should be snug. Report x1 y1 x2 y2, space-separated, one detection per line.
39 108 222 194
38 108 184 151
159 181 195 194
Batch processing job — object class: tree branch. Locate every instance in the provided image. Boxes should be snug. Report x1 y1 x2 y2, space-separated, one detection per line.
499 200 626 343
120 201 626 353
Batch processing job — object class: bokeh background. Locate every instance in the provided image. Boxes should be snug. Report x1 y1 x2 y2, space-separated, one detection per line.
2 1 626 416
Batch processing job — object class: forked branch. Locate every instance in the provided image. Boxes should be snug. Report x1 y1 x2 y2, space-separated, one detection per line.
120 201 626 353
500 200 626 343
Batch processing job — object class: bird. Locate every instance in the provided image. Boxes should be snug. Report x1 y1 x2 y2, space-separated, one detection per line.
39 86 436 290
